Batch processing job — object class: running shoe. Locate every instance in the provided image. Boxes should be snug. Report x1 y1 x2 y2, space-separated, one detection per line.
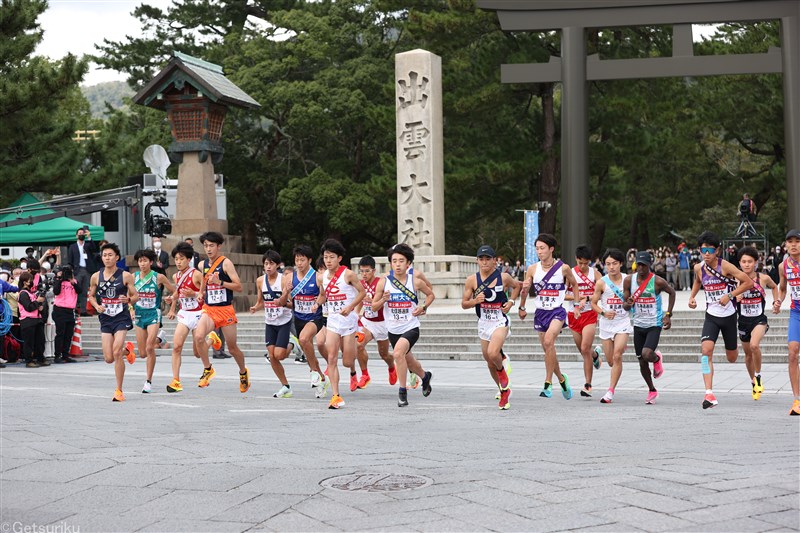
646 390 658 404
495 389 502 401
310 370 322 388
358 374 371 389
498 368 509 390
124 341 136 365
207 331 223 351
600 390 614 404
198 366 216 388
560 374 573 400
112 389 125 402
349 373 359 392
791 399 800 416
592 345 602 369
328 394 345 409
273 384 292 398
388 366 397 386
580 384 592 397
539 382 553 398
294 353 307 364
502 353 512 375
239 368 250 393
166 379 183 393
702 392 718 409
755 374 764 394
409 372 419 389
499 387 511 410
653 350 664 379
315 377 330 399
142 380 152 394
421 371 433 397
398 389 408 407
752 380 761 401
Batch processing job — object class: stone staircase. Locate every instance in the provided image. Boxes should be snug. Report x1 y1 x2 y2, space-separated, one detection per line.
74 307 791 364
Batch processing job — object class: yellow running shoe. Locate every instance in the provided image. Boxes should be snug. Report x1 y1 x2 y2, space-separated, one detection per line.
790 399 800 416
198 366 216 388
328 394 345 409
755 374 764 394
752 380 761 401
166 379 183 393
207 331 223 351
124 342 136 365
112 389 125 402
239 367 250 393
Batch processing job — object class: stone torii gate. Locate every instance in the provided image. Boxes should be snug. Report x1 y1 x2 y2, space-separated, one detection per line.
478 0 800 256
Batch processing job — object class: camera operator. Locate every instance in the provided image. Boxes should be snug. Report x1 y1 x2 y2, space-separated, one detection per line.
18 272 50 368
68 227 98 316
739 193 757 222
52 266 79 363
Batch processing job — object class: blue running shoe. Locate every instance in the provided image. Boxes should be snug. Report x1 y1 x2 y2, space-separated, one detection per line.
560 373 573 400
539 382 553 398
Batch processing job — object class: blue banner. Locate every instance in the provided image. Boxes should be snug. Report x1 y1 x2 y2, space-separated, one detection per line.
524 210 539 267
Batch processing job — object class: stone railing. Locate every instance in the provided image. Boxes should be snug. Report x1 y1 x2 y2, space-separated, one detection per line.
352 255 476 299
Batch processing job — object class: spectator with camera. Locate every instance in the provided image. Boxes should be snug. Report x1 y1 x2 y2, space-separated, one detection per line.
18 272 50 368
52 265 80 364
68 227 98 316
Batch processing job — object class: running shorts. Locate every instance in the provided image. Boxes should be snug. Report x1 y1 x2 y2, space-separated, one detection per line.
701 312 738 350
738 314 768 343
362 319 389 342
568 309 598 333
388 327 420 354
534 307 567 332
633 326 661 358
202 304 237 329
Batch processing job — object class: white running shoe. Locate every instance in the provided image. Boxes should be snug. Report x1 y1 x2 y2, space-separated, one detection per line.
142 381 152 394
309 370 322 388
600 390 614 404
494 389 502 401
315 378 330 399
273 385 293 398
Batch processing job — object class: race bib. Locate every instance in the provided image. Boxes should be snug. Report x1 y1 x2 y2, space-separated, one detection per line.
327 294 348 315
206 285 226 305
102 298 123 317
740 296 762 317
138 291 157 309
704 282 727 305
180 296 199 309
388 300 412 322
294 294 315 314
480 302 503 322
363 297 379 319
605 296 625 318
537 289 560 310
635 296 656 317
790 279 800 301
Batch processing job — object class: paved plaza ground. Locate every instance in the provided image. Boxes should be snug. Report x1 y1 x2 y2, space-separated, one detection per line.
1 355 798 532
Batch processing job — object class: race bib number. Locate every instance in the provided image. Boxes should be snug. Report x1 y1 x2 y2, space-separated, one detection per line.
363 297 379 319
388 300 412 322
327 294 347 315
740 296 762 318
102 298 123 317
537 289 560 310
635 296 656 317
138 291 156 309
605 296 625 318
705 282 727 305
789 279 800 301
294 295 315 315
206 285 226 305
480 302 503 322
263 302 283 321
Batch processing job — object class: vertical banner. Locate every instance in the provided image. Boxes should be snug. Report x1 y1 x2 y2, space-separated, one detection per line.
524 210 539 267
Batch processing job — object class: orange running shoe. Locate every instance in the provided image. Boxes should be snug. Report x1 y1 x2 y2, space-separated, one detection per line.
328 394 345 409
239 367 250 393
207 331 223 351
124 342 136 365
388 366 397 386
790 399 800 416
358 374 371 389
198 366 216 388
349 373 359 392
112 389 125 402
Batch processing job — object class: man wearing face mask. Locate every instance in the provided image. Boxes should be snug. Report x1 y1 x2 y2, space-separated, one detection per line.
151 237 170 275
68 227 98 316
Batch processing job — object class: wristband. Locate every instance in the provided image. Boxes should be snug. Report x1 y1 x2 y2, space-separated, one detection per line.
665 311 672 317
518 306 526 311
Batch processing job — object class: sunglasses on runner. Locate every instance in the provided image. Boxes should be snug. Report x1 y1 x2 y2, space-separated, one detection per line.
700 247 716 255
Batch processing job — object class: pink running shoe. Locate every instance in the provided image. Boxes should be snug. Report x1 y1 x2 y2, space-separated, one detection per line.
653 350 664 379
646 390 658 404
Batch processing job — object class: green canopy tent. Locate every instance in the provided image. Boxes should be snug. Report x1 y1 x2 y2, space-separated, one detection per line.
0 193 105 245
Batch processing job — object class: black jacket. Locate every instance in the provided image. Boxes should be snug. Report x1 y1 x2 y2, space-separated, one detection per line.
67 240 99 272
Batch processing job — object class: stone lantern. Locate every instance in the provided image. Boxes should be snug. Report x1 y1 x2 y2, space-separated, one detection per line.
133 52 260 242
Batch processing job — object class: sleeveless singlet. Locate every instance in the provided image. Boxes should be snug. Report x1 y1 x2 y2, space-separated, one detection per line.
134 270 161 312
701 260 736 317
322 267 357 316
631 273 663 328
739 274 766 319
203 257 233 307
532 262 566 311
573 266 596 312
599 274 629 324
784 258 800 311
175 268 202 312
476 270 508 324
97 268 126 317
384 271 420 334
291 268 322 321
361 277 384 322
262 273 292 325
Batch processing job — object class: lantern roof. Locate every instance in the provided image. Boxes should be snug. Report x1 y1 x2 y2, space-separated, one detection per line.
133 52 260 111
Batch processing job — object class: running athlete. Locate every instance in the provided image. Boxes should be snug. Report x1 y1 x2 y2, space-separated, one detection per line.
519 233 581 399
249 250 296 398
622 251 675 405
461 245 521 410
590 248 633 403
688 231 753 409
567 245 602 397
312 239 366 409
775 229 800 415
193 232 250 393
165 242 204 393
737 246 779 400
355 255 397 388
88 242 138 402
372 243 435 407
132 249 175 394
289 244 329 398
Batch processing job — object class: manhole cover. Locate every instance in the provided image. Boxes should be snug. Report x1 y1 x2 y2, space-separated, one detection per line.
320 473 433 493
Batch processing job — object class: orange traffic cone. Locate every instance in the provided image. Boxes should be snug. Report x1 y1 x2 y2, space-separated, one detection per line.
69 316 84 356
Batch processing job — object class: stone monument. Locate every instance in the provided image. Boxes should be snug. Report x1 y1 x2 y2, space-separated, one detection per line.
133 52 261 250
395 50 445 255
